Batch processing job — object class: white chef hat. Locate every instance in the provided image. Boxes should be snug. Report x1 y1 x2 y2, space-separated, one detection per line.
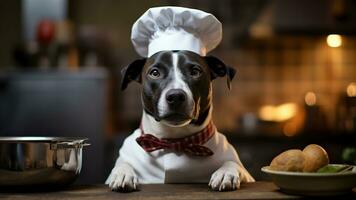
131 6 222 57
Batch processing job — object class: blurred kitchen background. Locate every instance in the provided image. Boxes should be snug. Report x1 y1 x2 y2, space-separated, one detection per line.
0 0 355 183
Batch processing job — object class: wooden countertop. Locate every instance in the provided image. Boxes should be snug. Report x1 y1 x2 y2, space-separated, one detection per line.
0 182 355 200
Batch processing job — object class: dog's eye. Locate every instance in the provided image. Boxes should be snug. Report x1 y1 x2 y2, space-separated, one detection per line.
190 66 202 78
148 69 161 79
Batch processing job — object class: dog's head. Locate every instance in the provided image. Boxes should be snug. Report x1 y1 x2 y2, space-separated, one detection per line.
121 50 235 127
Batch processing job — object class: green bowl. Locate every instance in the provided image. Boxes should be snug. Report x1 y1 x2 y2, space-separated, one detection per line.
261 164 356 196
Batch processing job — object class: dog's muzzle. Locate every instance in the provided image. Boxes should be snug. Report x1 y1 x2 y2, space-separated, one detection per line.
160 88 195 123
166 89 186 108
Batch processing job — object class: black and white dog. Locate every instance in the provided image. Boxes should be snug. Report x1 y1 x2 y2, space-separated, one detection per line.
106 50 254 192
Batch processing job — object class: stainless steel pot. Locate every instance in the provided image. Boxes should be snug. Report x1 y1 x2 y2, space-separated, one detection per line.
0 137 89 187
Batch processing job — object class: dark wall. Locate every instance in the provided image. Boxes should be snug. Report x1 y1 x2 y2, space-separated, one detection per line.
0 0 22 68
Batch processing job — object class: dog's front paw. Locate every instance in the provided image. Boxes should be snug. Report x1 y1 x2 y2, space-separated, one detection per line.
106 163 138 192
209 161 240 191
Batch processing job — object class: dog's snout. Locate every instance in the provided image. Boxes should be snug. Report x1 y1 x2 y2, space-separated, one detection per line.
166 89 186 106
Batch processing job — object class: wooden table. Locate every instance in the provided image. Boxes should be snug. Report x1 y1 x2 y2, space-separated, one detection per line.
0 182 355 200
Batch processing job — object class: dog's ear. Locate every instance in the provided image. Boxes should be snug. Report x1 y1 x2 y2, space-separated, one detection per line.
121 58 146 90
205 56 236 90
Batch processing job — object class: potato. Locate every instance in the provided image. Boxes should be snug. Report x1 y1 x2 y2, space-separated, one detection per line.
302 144 329 172
270 149 305 172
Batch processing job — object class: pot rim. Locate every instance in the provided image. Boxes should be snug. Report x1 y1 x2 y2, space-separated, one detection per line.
0 136 88 143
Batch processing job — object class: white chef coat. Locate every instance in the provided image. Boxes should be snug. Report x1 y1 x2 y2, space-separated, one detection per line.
115 128 248 183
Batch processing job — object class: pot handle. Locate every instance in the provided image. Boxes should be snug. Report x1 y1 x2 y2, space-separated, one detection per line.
50 141 91 150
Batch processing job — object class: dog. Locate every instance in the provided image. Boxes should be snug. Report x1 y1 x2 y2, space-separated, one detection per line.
106 50 255 192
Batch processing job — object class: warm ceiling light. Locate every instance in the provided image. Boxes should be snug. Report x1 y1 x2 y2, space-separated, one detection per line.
259 105 275 121
346 83 356 97
305 92 317 106
326 34 342 48
275 103 298 122
259 103 298 122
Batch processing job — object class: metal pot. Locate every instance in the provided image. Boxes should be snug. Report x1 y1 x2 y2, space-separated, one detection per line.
0 137 89 187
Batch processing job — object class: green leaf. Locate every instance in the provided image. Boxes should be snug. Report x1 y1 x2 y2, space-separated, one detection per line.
317 165 352 173
342 148 356 165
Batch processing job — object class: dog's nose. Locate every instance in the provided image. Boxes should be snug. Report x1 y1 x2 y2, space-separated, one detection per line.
166 89 186 106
